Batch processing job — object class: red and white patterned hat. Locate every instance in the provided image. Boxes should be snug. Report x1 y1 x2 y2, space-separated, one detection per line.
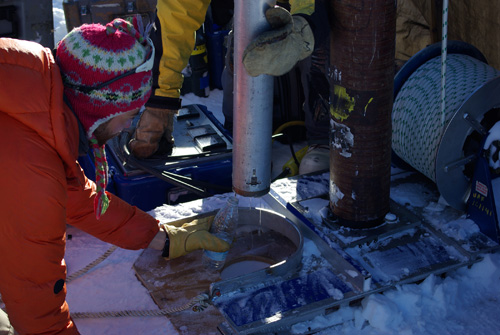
56 17 153 138
56 17 153 219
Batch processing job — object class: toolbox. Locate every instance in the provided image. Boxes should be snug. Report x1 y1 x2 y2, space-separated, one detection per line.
62 0 157 31
78 104 233 211
0 0 54 48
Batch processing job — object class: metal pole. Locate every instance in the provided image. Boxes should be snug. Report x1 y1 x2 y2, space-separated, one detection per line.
232 0 276 197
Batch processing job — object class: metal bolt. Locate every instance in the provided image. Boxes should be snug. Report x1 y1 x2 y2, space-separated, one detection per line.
384 212 398 224
210 289 221 302
126 2 135 13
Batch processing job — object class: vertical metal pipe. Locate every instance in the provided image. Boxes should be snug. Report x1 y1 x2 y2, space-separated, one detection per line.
232 0 276 197
328 0 396 227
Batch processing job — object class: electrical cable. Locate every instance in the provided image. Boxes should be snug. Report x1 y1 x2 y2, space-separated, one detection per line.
272 168 291 183
114 129 233 196
272 121 305 141
287 131 300 168
272 120 307 179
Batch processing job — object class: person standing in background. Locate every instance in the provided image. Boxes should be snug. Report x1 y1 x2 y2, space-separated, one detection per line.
129 0 319 167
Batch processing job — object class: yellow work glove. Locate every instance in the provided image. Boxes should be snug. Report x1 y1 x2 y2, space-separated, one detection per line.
129 106 177 158
243 6 314 77
161 217 230 260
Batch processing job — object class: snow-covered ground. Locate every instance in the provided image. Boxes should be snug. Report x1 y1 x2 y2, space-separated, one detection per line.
10 2 497 334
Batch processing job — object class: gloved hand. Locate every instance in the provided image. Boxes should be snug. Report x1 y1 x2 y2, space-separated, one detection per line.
161 216 230 259
243 6 314 77
129 106 177 158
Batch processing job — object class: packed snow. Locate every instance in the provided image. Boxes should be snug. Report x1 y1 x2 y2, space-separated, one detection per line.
3 2 499 334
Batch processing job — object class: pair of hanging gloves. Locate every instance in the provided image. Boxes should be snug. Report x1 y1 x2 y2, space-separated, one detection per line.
129 6 314 159
148 216 230 259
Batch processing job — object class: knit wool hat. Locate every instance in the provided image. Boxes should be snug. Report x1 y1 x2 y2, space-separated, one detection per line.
56 18 153 138
56 17 153 219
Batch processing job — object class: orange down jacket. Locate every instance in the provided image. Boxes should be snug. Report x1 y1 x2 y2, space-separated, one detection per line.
0 38 160 334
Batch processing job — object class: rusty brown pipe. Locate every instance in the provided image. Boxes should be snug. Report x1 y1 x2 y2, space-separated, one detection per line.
328 0 396 227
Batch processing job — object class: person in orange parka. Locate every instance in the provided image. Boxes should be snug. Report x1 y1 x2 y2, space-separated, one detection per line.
0 18 228 335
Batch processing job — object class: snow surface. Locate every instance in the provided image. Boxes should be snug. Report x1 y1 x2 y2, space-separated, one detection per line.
10 3 496 334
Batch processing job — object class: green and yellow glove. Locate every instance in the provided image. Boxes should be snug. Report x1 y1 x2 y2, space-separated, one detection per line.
243 6 314 77
160 217 230 260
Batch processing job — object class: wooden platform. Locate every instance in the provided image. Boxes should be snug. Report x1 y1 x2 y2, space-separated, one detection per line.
134 248 224 334
133 210 298 334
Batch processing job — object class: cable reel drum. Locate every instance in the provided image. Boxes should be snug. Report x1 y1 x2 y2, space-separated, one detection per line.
392 41 500 210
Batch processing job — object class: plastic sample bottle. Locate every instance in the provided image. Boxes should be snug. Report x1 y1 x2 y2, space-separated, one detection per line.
202 196 239 270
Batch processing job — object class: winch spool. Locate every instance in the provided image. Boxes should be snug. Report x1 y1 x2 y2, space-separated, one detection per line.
392 41 500 210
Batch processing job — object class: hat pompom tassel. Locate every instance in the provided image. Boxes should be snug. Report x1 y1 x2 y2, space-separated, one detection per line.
90 136 110 220
94 191 110 220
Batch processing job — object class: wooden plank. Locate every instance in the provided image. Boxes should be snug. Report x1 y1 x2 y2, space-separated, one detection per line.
133 210 299 334
134 248 224 335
